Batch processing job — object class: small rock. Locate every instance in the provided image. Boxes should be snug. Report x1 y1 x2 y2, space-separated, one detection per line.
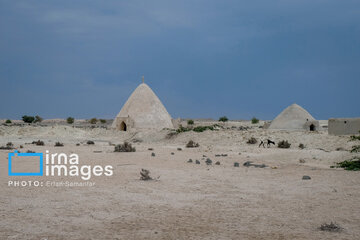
336 147 345 151
177 148 182 151
243 161 252 167
302 175 311 180
203 155 207 157
187 159 193 163
148 148 154 151
215 161 220 165
299 159 306 163
171 152 174 155
195 160 200 164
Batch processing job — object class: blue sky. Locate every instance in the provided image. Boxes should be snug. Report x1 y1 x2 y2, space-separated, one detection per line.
0 0 359 120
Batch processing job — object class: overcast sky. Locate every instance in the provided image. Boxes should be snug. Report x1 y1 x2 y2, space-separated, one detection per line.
0 0 359 120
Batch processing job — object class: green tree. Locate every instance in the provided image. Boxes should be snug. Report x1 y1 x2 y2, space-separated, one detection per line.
67 117 75 124
219 116 228 122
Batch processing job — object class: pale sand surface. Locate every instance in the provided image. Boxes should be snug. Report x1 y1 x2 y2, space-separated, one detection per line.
0 121 359 239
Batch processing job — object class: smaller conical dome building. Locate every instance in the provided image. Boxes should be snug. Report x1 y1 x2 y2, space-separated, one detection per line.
268 103 319 131
112 80 174 131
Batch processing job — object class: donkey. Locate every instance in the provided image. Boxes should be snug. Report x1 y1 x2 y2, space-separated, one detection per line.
259 139 276 148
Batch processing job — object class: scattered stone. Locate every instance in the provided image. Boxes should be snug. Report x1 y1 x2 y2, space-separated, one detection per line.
234 162 239 167
302 175 311 180
140 169 152 181
177 148 182 151
215 161 220 165
319 222 342 232
86 140 95 145
26 150 35 153
298 143 305 149
203 155 207 157
187 159 193 163
243 161 267 168
299 159 306 163
215 154 228 157
205 158 212 165
171 152 175 155
195 160 200 164
19 145 23 149
243 161 252 167
151 152 155 157
93 151 102 153
76 143 80 146
148 148 154 151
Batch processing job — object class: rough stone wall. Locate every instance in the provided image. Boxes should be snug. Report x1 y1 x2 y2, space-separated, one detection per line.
328 118 360 135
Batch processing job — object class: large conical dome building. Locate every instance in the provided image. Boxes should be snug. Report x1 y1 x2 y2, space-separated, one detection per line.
112 79 174 131
268 103 319 131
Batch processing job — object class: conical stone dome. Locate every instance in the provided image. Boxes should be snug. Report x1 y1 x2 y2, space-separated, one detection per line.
112 83 173 130
268 103 319 130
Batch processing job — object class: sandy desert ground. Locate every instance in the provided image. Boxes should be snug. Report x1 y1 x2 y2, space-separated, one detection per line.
0 120 360 240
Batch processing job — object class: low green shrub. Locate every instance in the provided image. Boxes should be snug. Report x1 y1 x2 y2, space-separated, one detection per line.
67 117 74 124
350 134 360 141
176 124 192 133
55 142 64 147
89 118 97 124
350 145 360 153
187 119 194 125
100 119 107 124
176 124 217 133
251 117 259 124
22 115 35 123
5 119 11 124
193 125 214 132
219 116 228 122
278 140 291 149
186 140 199 148
34 115 43 123
333 157 360 171
32 140 44 146
114 142 136 152
247 137 257 144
